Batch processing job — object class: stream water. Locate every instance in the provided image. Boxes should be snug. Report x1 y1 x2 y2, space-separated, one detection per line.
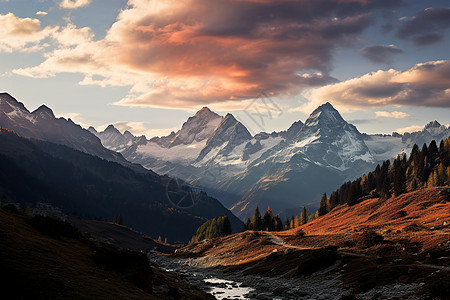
204 277 255 299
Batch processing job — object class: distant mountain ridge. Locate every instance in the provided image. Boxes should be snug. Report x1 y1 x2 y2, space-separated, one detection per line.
0 92 146 173
88 102 448 219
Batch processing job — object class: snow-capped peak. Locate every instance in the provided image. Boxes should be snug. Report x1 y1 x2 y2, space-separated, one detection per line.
195 106 215 117
304 102 344 127
422 120 447 137
169 107 223 147
425 120 442 129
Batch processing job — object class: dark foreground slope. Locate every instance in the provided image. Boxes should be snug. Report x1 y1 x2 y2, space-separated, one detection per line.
0 208 213 299
0 129 242 242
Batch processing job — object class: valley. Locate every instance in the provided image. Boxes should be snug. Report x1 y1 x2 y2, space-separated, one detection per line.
2 1 450 298
1 92 450 299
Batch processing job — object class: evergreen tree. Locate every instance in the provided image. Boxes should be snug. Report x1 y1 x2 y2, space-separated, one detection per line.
437 163 446 186
262 206 275 231
275 216 284 231
393 159 406 196
409 144 420 164
284 218 290 230
191 216 233 243
427 170 437 187
223 216 232 235
329 191 339 209
381 176 391 199
447 166 450 185
252 207 262 231
300 206 308 225
245 218 252 231
318 193 328 216
294 215 300 228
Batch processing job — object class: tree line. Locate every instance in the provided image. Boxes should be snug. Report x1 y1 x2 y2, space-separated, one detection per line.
244 205 309 231
190 216 232 243
316 137 450 217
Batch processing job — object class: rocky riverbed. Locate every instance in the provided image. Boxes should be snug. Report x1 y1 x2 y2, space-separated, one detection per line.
147 250 427 300
148 251 350 299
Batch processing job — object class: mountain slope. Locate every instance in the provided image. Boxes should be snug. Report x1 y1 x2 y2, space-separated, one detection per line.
0 129 243 242
300 187 450 236
0 93 142 172
0 209 213 299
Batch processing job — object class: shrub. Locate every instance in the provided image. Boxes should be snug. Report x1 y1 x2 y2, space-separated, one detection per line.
356 230 384 249
93 246 153 292
295 228 306 237
28 216 82 240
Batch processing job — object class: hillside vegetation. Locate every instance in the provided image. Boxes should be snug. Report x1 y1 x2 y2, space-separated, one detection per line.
0 207 213 299
317 137 450 217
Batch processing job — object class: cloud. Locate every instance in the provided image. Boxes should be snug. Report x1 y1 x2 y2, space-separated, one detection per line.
36 11 48 16
347 119 374 125
301 60 450 113
396 7 450 46
13 0 402 110
108 121 178 138
360 44 404 64
375 111 410 118
395 125 424 134
59 0 92 9
0 13 58 53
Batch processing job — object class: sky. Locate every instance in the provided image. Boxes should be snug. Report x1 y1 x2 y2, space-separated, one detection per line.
0 0 449 137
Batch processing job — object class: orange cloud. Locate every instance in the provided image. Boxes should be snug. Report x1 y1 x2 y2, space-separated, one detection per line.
13 0 402 109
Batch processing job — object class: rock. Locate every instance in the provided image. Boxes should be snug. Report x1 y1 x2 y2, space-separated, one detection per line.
273 286 286 295
256 292 273 300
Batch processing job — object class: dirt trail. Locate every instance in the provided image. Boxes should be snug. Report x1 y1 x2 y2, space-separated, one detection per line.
262 232 315 250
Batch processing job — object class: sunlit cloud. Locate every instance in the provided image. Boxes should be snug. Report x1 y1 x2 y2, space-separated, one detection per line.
101 121 178 138
36 11 48 16
12 0 402 110
395 124 425 134
59 0 92 9
301 60 450 113
55 112 91 128
375 111 410 119
0 13 58 53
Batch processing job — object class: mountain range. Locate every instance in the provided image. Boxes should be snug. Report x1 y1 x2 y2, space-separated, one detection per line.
91 103 450 220
0 93 243 242
2 91 448 222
